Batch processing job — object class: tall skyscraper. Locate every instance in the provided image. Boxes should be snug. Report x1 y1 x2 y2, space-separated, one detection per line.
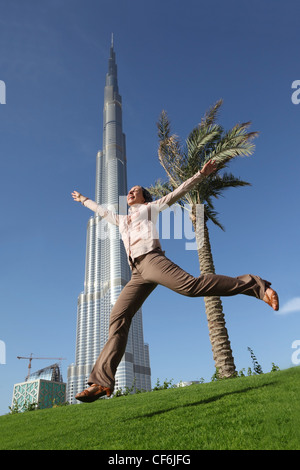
67 38 151 404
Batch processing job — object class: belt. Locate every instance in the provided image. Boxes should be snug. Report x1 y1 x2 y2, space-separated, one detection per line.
129 247 164 268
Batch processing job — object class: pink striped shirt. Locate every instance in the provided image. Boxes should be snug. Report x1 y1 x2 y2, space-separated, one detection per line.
83 170 205 264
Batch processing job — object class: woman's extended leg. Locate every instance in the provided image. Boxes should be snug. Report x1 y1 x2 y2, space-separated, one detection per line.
136 248 276 304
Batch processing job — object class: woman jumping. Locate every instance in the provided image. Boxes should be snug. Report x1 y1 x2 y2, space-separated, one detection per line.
71 159 279 402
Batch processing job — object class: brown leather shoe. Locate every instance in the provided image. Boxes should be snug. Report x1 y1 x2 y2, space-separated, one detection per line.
263 288 279 311
75 384 112 403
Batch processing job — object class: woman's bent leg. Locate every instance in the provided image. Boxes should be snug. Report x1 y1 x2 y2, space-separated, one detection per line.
88 269 156 390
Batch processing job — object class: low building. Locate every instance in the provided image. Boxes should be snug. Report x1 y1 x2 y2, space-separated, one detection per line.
12 364 66 412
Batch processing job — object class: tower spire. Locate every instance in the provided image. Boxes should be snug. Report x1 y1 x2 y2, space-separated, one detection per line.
106 35 120 102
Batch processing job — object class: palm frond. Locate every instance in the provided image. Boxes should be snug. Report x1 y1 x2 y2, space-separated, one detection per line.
186 123 222 170
209 122 258 168
203 204 225 231
205 173 251 198
157 110 171 142
154 102 257 231
200 99 223 128
158 134 185 187
146 179 173 200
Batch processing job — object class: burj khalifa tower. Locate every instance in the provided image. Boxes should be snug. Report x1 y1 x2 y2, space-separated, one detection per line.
67 38 151 404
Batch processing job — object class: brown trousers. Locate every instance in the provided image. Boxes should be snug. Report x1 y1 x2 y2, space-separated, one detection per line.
88 248 270 390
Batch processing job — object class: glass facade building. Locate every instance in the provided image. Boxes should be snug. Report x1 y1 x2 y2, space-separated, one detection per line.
67 40 151 404
26 363 63 383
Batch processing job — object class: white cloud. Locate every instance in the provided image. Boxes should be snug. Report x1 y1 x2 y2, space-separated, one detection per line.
278 297 300 315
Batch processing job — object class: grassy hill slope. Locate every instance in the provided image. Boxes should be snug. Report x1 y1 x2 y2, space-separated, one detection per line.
1 367 299 450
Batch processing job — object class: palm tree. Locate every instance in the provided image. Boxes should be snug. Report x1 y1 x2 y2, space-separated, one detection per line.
148 100 258 378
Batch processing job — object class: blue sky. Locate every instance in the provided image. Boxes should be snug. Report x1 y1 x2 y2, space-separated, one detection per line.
1 0 300 416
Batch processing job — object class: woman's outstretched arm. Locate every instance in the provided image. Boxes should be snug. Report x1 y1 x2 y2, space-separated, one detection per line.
71 191 119 226
153 159 217 211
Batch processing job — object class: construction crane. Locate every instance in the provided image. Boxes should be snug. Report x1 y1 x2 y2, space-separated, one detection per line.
17 353 66 381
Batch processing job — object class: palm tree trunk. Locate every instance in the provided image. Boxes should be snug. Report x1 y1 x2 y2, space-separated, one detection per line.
191 211 236 378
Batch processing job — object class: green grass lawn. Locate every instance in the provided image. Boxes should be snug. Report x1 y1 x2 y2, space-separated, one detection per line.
1 367 299 450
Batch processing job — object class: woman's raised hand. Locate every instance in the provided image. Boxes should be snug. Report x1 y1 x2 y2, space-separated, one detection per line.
200 159 218 176
72 190 83 202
